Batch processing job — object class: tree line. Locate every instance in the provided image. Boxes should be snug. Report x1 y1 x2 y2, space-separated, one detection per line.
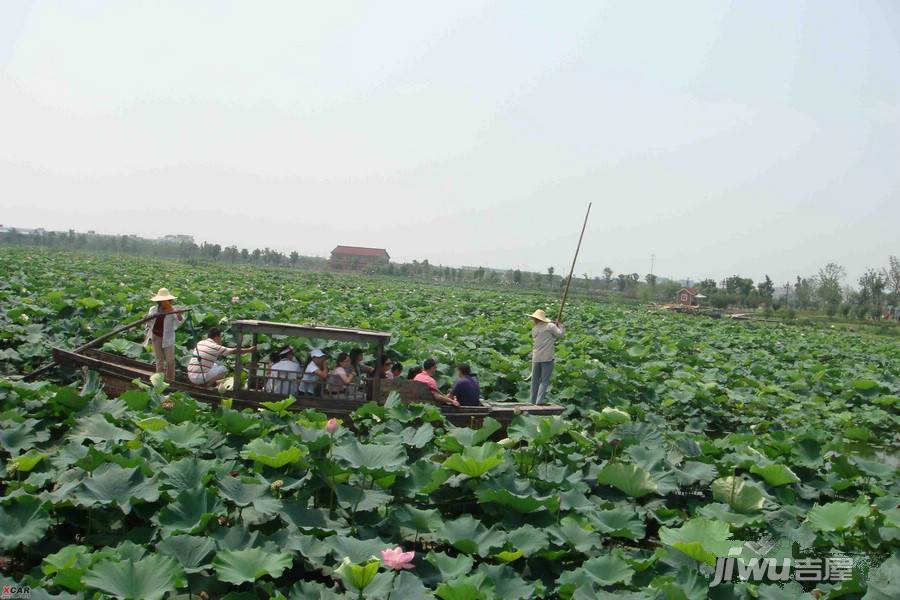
2 228 897 319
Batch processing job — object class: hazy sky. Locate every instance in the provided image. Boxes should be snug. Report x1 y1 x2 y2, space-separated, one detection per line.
1 1 898 285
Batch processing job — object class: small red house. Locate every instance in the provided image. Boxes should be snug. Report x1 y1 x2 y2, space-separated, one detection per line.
330 246 390 270
676 287 701 306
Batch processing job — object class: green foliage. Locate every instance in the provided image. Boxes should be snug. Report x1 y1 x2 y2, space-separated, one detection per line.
0 495 51 550
443 443 505 478
212 547 293 584
83 554 182 600
596 462 658 498
659 517 734 566
0 248 897 597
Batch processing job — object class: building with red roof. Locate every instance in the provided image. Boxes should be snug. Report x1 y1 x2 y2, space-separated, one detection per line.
329 245 390 270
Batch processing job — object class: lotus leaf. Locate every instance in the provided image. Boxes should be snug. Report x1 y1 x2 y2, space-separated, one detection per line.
241 434 307 468
83 553 182 600
596 463 658 498
213 547 293 584
0 495 51 551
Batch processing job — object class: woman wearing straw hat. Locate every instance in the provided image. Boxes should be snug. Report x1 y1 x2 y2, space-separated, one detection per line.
528 309 564 405
144 287 184 381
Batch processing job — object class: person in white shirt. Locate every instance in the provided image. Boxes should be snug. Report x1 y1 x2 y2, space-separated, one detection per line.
528 309 564 405
300 349 329 396
187 327 256 387
266 346 302 396
143 288 184 381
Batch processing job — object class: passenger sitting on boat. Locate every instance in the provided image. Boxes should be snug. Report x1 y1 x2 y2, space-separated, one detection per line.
326 352 354 393
390 362 403 379
264 350 280 378
349 348 374 380
300 349 328 395
266 346 302 396
188 327 256 387
406 366 422 380
413 358 460 407
449 363 481 407
380 355 394 379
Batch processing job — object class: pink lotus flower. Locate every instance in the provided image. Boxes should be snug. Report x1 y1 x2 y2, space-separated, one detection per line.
326 418 340 434
380 547 415 570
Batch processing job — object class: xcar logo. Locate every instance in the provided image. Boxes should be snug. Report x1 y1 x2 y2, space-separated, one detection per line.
1 585 31 599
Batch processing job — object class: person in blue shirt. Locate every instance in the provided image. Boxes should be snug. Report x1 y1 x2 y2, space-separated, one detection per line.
449 363 481 407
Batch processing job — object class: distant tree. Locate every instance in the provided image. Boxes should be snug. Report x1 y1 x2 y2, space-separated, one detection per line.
290 251 299 265
884 255 900 303
602 267 614 288
620 273 639 294
794 276 815 309
724 275 754 298
645 273 657 288
660 280 681 302
201 242 221 260
547 266 555 287
710 293 729 309
513 269 522 285
757 275 775 302
858 268 886 318
697 279 717 295
816 262 846 314
177 240 198 259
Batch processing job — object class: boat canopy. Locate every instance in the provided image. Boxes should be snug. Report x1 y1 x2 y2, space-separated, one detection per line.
231 320 391 343
230 319 391 404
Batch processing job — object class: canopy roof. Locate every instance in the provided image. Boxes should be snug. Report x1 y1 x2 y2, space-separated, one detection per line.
231 320 391 343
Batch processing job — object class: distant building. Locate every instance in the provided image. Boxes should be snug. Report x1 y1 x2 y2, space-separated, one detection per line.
676 287 703 306
159 234 195 244
330 245 390 270
0 226 43 236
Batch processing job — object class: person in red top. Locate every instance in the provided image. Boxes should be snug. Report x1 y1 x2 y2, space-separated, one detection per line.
413 358 459 407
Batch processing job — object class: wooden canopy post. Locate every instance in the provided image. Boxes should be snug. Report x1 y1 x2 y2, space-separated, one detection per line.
372 340 384 403
232 325 244 400
247 333 259 390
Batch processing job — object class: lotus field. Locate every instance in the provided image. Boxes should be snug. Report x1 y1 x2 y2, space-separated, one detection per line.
0 248 898 599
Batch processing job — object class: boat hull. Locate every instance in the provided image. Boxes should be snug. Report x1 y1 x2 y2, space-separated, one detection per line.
51 348 564 429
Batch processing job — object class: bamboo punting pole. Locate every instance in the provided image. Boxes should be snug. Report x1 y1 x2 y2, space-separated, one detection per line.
24 308 192 381
556 202 592 322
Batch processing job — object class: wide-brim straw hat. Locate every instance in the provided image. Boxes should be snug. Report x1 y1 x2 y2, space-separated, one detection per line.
150 287 177 302
529 309 552 323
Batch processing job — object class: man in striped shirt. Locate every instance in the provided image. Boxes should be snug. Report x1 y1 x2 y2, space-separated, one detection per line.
188 327 256 386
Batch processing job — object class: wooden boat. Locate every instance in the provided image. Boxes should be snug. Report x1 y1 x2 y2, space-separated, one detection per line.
50 317 564 429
